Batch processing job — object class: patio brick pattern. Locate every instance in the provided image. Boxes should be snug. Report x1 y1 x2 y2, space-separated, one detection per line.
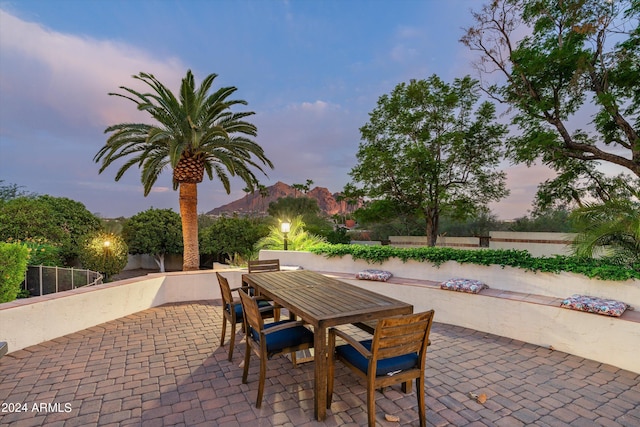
0 301 638 426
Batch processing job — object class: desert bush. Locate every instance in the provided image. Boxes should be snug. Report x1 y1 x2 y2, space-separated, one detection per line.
0 242 29 303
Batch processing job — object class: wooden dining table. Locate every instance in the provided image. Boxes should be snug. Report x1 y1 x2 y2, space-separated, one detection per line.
241 269 413 421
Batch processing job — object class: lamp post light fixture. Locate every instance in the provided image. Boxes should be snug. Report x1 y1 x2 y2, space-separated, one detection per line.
103 240 111 282
280 221 290 251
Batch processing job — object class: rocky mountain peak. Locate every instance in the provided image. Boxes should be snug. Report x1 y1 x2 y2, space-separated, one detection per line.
206 181 361 216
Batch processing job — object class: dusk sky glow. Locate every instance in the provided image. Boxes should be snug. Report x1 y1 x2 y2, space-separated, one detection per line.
0 0 558 219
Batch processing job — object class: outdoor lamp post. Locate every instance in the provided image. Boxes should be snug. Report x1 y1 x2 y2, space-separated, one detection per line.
103 240 111 282
280 221 290 251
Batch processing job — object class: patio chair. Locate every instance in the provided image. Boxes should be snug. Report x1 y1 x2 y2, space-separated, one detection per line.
247 258 280 273
238 288 315 408
248 258 285 320
216 272 276 361
327 310 435 427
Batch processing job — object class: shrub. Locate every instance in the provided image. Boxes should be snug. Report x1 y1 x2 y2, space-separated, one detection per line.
4 237 63 266
200 215 269 261
257 216 326 252
78 232 128 281
0 242 29 303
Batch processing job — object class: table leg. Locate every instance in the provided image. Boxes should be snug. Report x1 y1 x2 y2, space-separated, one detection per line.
314 326 327 420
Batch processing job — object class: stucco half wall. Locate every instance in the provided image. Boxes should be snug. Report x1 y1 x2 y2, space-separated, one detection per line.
0 269 244 355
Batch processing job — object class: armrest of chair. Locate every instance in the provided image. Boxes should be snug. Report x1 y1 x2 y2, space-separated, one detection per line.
261 320 307 335
329 328 371 359
231 285 252 293
258 304 281 313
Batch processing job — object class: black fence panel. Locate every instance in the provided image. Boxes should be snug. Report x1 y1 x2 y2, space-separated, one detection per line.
22 266 103 297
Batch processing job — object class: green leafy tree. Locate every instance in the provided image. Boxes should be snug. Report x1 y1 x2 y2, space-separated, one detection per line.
122 208 183 272
439 210 505 237
268 196 321 219
462 0 639 210
258 184 269 212
353 199 424 241
0 196 101 264
78 232 128 282
350 75 509 246
509 208 574 233
291 180 315 197
570 190 640 267
198 213 218 230
102 217 127 235
256 216 326 251
0 181 34 202
17 238 63 267
300 179 314 194
94 70 273 271
339 183 364 215
325 226 351 245
0 242 29 303
200 216 269 261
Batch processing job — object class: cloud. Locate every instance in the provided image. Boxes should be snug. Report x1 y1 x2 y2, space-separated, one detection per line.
396 26 423 39
390 44 419 63
0 9 186 128
298 100 330 113
0 9 188 217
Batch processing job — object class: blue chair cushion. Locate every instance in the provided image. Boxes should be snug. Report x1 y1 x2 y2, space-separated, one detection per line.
227 300 273 321
336 339 419 376
250 320 314 354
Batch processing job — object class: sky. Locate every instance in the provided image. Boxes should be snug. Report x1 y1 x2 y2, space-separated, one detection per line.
0 0 558 219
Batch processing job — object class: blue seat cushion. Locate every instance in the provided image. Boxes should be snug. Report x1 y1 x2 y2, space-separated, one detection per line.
227 300 273 321
336 339 419 376
250 320 314 354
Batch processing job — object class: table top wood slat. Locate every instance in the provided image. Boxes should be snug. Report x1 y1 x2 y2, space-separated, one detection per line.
242 270 413 328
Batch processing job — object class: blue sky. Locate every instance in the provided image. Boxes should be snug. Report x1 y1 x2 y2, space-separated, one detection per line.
0 0 554 219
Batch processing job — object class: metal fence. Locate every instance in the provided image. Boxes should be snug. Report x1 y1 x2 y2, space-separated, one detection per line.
23 266 103 297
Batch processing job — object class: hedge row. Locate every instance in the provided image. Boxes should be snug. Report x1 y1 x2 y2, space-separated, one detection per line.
309 244 640 281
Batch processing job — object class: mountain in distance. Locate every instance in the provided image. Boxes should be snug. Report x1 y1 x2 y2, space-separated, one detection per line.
206 181 361 216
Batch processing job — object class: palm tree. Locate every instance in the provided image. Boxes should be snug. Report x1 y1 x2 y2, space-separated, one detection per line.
570 190 640 267
94 70 273 270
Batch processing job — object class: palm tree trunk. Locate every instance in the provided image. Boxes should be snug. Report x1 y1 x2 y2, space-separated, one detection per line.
179 183 200 271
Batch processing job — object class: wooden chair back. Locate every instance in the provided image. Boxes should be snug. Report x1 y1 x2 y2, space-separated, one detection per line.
248 259 280 273
238 287 265 337
216 272 234 308
372 310 433 365
216 272 244 361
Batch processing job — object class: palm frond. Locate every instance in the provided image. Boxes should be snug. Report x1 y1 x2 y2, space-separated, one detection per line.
96 69 273 197
570 191 640 266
